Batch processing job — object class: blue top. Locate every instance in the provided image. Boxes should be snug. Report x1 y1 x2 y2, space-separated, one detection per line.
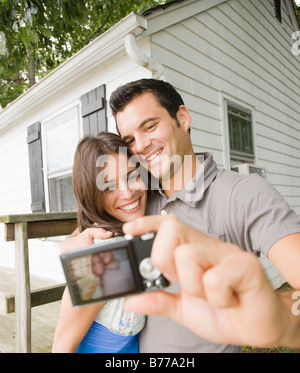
76 298 145 353
77 321 140 353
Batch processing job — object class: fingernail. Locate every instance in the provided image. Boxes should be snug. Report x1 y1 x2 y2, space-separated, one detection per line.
163 272 177 282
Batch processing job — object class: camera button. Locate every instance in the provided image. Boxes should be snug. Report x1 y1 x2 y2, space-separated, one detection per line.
146 281 153 288
155 279 161 287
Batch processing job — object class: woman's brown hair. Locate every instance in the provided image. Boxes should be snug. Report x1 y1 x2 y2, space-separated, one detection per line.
72 132 137 236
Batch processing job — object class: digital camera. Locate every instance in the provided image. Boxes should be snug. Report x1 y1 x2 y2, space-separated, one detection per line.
60 232 170 306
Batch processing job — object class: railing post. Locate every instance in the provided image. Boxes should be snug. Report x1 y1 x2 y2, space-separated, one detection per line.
15 222 31 353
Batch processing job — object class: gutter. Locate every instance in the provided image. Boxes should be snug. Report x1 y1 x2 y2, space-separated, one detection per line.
124 33 165 79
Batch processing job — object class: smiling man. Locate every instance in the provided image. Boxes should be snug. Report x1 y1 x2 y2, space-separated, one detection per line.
108 78 300 353
110 79 200 198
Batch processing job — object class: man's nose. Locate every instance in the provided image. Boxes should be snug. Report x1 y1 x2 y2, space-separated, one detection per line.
134 134 151 155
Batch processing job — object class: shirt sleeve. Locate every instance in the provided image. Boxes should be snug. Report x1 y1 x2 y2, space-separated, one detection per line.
229 174 300 256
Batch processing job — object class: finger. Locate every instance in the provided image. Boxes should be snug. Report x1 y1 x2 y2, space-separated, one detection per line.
124 291 180 321
202 251 269 308
122 215 166 236
174 243 207 297
124 215 183 281
85 227 113 243
61 228 113 252
174 242 241 298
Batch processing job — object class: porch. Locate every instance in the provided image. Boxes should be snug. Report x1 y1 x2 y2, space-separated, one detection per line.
0 212 77 353
0 267 60 353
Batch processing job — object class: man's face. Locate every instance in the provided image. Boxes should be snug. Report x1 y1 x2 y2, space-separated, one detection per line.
116 92 190 183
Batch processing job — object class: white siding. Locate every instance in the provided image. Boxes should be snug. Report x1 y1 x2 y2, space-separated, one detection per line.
148 0 300 216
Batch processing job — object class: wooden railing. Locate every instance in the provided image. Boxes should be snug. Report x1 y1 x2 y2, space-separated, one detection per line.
0 212 77 353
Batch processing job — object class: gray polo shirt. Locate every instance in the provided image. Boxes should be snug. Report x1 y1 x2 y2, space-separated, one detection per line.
140 152 300 353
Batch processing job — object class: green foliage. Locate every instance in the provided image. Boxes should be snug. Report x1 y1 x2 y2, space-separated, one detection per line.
295 3 300 24
0 0 173 109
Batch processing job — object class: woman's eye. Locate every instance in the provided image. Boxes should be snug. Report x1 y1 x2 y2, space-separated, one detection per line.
103 184 116 191
125 138 135 146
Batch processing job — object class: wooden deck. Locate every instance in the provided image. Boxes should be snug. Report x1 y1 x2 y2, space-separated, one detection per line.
0 267 61 353
0 301 61 353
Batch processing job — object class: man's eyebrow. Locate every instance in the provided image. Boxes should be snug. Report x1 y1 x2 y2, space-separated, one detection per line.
122 117 159 141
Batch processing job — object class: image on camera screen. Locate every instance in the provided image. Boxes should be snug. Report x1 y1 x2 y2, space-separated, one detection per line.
66 248 137 305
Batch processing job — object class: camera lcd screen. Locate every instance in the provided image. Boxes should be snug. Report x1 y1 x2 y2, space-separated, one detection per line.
63 247 137 306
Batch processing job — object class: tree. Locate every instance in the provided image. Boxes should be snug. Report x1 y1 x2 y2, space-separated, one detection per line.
0 0 173 109
294 2 300 24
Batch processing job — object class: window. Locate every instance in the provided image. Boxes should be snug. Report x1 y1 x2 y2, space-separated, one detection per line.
27 84 106 213
274 0 282 23
43 106 80 212
227 105 254 165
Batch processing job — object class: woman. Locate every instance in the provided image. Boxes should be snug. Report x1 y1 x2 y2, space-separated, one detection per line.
52 132 148 353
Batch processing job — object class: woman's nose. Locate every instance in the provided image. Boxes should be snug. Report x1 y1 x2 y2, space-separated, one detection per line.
118 183 135 198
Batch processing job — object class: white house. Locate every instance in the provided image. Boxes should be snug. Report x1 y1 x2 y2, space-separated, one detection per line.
0 0 299 287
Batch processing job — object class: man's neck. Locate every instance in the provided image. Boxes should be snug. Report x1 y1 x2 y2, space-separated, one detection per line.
162 153 201 199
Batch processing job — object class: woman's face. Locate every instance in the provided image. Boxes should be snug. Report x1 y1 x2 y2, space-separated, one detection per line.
101 153 147 223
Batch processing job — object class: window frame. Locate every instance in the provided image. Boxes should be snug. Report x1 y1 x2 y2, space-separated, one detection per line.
41 100 82 212
220 95 257 170
227 104 255 164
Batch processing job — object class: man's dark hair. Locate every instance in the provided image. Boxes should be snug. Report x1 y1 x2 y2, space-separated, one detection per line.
109 78 184 119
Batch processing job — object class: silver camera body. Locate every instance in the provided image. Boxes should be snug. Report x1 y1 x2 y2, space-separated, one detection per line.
60 232 169 306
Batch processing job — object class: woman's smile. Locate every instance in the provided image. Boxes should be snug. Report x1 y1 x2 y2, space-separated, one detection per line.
118 198 141 212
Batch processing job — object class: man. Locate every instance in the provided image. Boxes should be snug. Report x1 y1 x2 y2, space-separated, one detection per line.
108 78 300 352
63 79 300 352
123 214 300 350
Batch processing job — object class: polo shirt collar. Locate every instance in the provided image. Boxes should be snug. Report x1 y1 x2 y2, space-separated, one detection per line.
156 152 217 206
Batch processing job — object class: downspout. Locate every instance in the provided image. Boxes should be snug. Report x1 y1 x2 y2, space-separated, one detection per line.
124 33 165 80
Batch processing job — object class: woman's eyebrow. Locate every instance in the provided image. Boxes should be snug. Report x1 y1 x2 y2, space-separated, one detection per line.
104 169 136 184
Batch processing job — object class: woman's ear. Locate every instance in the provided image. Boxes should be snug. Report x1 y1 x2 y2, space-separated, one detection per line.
176 105 191 133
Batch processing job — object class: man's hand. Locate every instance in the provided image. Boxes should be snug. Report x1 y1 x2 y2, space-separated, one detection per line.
61 227 113 253
123 215 292 348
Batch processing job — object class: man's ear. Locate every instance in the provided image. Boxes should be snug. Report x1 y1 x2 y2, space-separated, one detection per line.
176 105 191 133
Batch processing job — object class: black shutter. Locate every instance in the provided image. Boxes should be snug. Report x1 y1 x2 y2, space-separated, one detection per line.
27 122 46 213
273 0 282 23
81 84 107 135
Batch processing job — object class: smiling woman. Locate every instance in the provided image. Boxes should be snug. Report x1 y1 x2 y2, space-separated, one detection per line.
72 132 148 235
52 131 148 353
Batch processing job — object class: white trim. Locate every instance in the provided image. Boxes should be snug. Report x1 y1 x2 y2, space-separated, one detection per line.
143 0 227 36
41 101 81 212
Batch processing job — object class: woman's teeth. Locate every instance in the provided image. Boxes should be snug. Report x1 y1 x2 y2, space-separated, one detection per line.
120 199 139 211
146 149 162 162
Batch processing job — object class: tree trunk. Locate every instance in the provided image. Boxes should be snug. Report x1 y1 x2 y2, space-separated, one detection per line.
28 49 36 88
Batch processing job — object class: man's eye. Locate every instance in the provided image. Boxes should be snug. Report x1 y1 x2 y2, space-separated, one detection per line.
146 123 157 131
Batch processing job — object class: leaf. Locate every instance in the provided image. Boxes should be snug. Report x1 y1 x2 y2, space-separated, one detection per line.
40 28 53 38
